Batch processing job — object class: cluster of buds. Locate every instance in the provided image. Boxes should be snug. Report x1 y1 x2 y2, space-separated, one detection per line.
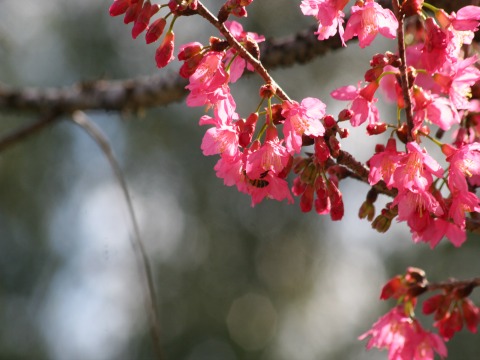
218 0 253 23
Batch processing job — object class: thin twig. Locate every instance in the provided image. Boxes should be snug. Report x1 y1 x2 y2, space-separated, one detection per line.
0 112 61 152
392 0 414 140
71 111 165 360
195 1 292 101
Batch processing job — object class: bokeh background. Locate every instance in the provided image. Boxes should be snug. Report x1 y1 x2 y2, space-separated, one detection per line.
0 1 479 359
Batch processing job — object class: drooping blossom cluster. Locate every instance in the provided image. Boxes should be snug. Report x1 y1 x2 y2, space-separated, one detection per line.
109 1 480 358
361 267 480 360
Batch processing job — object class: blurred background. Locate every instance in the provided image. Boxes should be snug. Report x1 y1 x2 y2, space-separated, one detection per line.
0 1 479 359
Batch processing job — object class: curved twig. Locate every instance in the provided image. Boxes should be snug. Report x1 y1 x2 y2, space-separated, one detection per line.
71 111 165 360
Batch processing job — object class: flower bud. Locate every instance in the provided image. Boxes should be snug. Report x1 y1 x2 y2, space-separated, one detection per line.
145 17 167 44
402 0 424 17
462 299 480 333
396 123 409 144
178 42 203 60
322 115 336 129
338 128 349 139
210 37 229 52
132 1 152 39
179 53 203 78
328 136 341 158
259 83 277 98
124 1 143 24
300 185 315 212
155 31 175 68
367 122 388 135
270 104 285 125
359 200 375 221
109 0 131 17
338 109 353 121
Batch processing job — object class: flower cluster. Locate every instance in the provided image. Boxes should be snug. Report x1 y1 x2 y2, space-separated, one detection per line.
361 267 480 360
109 1 480 357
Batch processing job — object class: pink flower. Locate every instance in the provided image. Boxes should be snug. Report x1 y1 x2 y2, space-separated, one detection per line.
421 18 456 73
433 56 480 110
186 52 230 107
393 189 443 233
393 142 443 192
360 306 447 360
368 138 402 189
224 21 265 82
449 190 480 228
214 155 244 187
247 172 294 206
444 143 480 191
300 0 348 45
201 124 239 159
245 128 291 179
412 217 466 248
331 83 380 127
437 6 480 32
413 94 460 132
155 31 175 68
281 97 326 154
343 0 398 48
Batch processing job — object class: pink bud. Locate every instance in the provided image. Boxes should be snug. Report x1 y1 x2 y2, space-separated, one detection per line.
145 18 167 44
322 115 336 128
178 42 203 60
155 31 175 68
423 294 445 314
359 81 379 102
300 185 314 212
462 299 480 334
179 53 204 78
109 0 131 17
124 1 143 24
131 2 151 39
366 123 388 135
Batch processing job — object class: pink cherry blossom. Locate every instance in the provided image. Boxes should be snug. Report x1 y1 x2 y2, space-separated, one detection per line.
300 0 348 45
186 52 230 107
281 97 326 154
393 189 443 234
245 128 291 179
449 189 480 228
224 21 265 83
393 142 443 192
214 155 244 187
413 217 466 248
368 138 403 189
421 18 456 73
413 94 460 132
445 143 480 191
201 125 239 158
331 83 380 126
343 0 398 48
433 56 480 110
437 6 480 32
247 172 294 206
360 306 447 360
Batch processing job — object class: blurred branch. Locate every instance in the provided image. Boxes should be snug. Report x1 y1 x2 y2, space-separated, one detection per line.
0 27 343 113
0 0 472 113
71 111 165 360
0 112 60 152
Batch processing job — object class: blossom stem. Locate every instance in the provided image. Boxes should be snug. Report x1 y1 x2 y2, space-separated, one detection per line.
195 1 292 102
392 0 415 141
422 2 440 13
427 277 480 292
